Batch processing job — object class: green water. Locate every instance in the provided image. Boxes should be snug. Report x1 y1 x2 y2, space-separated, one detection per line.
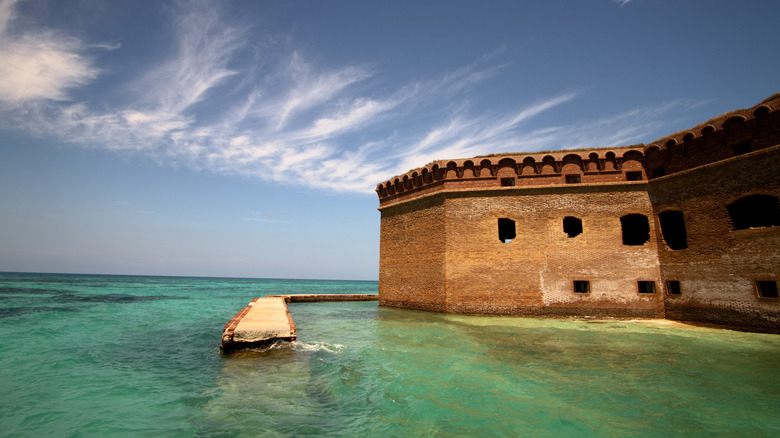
1 273 778 437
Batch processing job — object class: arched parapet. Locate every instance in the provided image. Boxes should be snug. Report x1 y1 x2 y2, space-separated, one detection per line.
479 159 493 177
421 168 433 184
722 115 751 144
462 160 476 178
753 105 771 119
402 175 412 191
431 164 443 181
411 171 423 187
561 154 584 173
622 150 644 169
602 151 617 171
586 152 600 172
520 156 537 175
376 183 387 198
445 161 459 179
497 158 518 178
540 155 557 174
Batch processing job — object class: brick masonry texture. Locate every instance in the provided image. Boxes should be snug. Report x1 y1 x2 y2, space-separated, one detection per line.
377 94 780 332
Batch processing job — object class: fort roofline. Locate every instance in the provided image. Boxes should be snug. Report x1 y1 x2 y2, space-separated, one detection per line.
376 94 780 207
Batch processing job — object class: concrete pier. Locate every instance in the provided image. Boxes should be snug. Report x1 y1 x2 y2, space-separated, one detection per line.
221 294 379 352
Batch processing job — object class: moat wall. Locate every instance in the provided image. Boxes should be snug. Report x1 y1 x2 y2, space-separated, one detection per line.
377 95 780 332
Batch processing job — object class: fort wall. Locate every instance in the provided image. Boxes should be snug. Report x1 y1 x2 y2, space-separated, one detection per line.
376 94 780 332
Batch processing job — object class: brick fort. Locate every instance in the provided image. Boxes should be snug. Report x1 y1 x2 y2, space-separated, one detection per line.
376 94 780 333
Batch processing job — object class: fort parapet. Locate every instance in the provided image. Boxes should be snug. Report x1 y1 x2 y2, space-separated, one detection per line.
376 94 780 332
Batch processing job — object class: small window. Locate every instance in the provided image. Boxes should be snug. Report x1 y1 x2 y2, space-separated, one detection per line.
727 194 780 230
638 281 656 294
573 281 590 294
732 141 752 156
651 167 666 178
756 281 779 298
666 281 681 295
658 210 688 250
501 177 516 187
626 171 643 181
563 216 583 238
498 218 516 243
621 214 650 246
565 174 581 184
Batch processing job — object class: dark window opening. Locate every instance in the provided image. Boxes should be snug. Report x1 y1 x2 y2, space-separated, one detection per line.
651 167 666 178
498 218 516 243
621 214 650 245
565 174 581 184
563 216 583 238
626 171 643 181
756 281 779 298
732 141 752 156
638 281 656 294
658 210 688 250
727 194 780 230
666 281 681 295
500 177 516 187
573 281 590 294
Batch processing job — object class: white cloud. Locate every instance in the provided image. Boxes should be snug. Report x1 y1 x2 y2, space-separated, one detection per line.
0 0 693 196
0 2 100 102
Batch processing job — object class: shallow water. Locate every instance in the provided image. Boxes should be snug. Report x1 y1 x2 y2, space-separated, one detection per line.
1 273 778 437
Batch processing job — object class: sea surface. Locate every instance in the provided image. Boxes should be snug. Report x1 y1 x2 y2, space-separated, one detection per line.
1 272 779 437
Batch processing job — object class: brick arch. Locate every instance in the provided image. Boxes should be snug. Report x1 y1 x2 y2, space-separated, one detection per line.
412 171 423 187
723 115 751 145
430 164 442 180
463 160 476 178
403 175 413 190
385 181 395 195
446 161 458 179
497 158 518 178
521 156 537 175
561 153 584 174
479 159 493 177
541 155 556 174
603 151 617 171
393 178 402 194
700 125 715 136
421 167 433 184
622 150 644 172
587 152 600 172
754 105 770 118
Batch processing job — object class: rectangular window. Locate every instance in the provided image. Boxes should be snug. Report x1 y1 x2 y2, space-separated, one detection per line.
573 281 590 294
756 281 779 298
565 174 581 184
638 281 656 294
498 218 516 243
500 177 516 187
626 171 643 181
666 281 681 295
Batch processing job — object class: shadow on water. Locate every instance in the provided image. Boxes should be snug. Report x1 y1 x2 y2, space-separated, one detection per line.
203 340 349 436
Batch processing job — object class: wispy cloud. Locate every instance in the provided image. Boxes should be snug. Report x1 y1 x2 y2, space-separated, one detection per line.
0 0 103 102
0 0 690 195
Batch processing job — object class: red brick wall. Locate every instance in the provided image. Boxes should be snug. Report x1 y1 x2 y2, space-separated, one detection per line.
649 145 780 331
379 195 447 312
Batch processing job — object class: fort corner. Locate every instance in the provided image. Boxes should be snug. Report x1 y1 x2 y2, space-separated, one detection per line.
376 94 780 333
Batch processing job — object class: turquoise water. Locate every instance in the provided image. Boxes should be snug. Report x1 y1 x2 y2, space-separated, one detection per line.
1 273 779 437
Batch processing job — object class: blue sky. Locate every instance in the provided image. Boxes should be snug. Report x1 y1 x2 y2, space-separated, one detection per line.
1 0 778 280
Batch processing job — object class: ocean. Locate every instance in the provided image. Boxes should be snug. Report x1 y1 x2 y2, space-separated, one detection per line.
0 272 778 437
